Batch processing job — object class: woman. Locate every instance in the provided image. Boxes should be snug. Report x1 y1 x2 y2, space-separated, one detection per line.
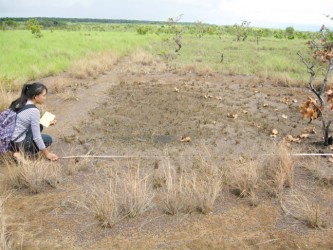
10 82 58 161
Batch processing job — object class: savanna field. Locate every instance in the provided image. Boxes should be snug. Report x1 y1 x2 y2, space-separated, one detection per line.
0 22 333 249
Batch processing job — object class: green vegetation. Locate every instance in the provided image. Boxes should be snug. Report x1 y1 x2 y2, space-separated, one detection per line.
0 19 323 89
26 18 43 38
148 34 311 84
0 30 159 89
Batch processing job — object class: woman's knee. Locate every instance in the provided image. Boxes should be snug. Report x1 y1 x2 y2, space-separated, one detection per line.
42 134 53 147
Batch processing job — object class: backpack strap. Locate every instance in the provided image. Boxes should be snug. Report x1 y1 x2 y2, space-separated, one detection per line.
12 104 38 142
16 104 37 114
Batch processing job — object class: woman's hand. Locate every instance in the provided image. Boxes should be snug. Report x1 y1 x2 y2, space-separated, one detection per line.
50 119 57 126
43 149 58 161
46 152 58 161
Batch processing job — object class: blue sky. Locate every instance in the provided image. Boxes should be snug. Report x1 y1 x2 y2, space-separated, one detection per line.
0 0 332 31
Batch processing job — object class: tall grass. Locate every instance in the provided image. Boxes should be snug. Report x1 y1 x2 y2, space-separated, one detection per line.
1 29 328 90
0 30 160 89
0 195 12 250
162 154 222 215
148 34 316 85
84 166 154 228
3 154 62 194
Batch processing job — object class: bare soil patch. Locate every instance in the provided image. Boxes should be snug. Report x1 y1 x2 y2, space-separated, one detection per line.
2 56 333 249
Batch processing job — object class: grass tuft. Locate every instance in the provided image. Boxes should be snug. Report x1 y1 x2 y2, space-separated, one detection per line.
0 195 14 250
3 154 62 194
227 159 260 206
129 50 155 65
261 143 294 197
162 153 221 215
84 165 154 227
68 51 119 79
281 194 329 229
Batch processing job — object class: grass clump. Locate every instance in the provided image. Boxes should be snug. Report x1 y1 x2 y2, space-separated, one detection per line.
68 51 119 79
85 178 120 228
162 154 221 215
3 155 62 194
261 143 294 197
0 195 16 250
0 88 15 111
226 159 260 206
84 165 154 228
129 49 155 65
281 194 329 229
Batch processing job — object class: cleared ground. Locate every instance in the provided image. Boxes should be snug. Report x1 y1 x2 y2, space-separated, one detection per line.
2 55 333 249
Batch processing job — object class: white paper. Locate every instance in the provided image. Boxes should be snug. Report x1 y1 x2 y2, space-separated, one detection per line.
40 112 55 127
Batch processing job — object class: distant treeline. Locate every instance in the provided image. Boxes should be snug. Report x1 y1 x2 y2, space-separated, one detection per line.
0 17 319 41
0 17 194 27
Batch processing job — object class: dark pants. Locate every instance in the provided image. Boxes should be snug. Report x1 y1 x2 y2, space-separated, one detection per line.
11 128 52 155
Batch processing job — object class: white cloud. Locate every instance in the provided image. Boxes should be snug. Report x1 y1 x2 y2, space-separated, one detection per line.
66 0 93 8
1 0 333 30
215 0 333 27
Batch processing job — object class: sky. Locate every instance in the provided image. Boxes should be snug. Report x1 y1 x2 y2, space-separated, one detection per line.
0 0 333 31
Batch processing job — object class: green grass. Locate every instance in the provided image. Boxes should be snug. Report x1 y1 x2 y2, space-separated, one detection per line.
0 29 328 90
147 34 315 85
0 30 159 89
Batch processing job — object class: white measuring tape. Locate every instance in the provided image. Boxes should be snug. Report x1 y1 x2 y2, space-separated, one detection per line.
60 155 165 159
59 153 333 159
290 153 333 156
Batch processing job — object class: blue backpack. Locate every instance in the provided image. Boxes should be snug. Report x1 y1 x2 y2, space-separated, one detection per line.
0 104 36 154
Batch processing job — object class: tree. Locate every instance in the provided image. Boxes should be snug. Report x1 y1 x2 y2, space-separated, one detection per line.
285 26 295 39
217 26 224 39
195 21 207 38
298 25 333 145
233 20 251 41
253 28 264 45
26 18 43 38
167 14 183 52
136 25 150 35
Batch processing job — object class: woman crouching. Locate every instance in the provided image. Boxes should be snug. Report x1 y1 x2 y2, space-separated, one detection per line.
10 82 58 161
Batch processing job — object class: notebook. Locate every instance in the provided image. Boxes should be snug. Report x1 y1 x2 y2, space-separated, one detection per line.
40 112 55 127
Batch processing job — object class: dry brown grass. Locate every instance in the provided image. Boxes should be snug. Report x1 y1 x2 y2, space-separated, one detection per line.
48 78 71 94
301 157 333 186
65 157 90 175
260 143 294 197
0 193 22 250
181 63 213 76
0 88 16 111
224 143 294 203
226 159 261 206
271 72 294 87
84 177 120 228
129 50 155 65
68 51 119 79
162 158 183 215
56 90 79 101
121 166 155 217
84 165 154 227
3 154 62 194
162 154 222 215
281 193 329 228
0 195 12 250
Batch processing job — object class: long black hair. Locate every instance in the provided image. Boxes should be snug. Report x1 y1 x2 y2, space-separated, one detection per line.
10 82 48 111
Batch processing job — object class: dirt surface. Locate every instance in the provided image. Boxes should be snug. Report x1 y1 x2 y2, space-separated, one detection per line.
3 56 333 249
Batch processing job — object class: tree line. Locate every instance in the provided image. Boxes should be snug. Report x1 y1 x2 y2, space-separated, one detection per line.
0 17 319 41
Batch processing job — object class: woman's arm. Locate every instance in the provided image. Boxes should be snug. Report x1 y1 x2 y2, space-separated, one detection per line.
31 109 58 161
